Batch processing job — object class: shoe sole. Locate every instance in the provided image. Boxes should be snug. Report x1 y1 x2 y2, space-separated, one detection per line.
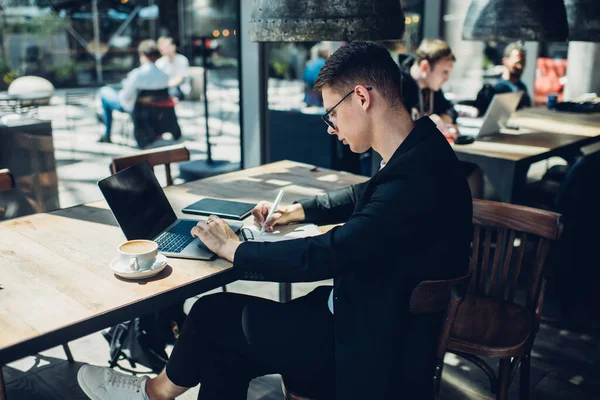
77 367 102 400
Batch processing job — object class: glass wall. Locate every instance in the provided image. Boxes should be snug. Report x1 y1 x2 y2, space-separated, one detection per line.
0 0 241 215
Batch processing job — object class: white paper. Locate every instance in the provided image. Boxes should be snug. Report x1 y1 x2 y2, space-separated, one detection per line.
242 223 322 242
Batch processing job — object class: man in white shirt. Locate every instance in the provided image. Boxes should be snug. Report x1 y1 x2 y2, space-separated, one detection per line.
156 37 191 101
98 40 169 143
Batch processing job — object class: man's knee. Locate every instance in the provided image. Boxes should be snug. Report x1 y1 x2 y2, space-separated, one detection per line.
187 292 229 320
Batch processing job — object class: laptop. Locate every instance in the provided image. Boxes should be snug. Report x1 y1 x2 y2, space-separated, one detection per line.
98 161 243 260
457 91 524 138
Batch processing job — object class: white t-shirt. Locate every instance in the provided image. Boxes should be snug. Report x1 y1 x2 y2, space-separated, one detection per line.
118 63 170 113
156 54 191 96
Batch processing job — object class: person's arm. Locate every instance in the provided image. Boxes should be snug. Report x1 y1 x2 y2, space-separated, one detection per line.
233 180 431 283
296 181 368 225
434 89 458 124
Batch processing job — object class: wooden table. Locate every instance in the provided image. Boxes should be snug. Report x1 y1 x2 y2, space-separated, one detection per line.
509 107 600 137
0 160 367 397
455 108 600 203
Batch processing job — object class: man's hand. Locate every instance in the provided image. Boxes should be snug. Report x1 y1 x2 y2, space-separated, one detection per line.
251 202 305 233
430 114 460 140
191 215 241 262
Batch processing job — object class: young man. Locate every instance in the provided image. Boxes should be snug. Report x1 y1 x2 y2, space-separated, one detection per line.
97 40 169 143
78 42 472 400
495 42 532 110
156 37 191 101
399 39 459 139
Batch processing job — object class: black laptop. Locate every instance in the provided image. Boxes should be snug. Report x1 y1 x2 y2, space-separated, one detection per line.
98 161 243 260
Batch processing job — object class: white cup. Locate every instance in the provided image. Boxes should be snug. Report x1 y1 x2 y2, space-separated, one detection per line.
117 240 159 271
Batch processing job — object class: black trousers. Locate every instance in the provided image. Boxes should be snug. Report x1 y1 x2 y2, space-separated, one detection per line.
166 286 335 400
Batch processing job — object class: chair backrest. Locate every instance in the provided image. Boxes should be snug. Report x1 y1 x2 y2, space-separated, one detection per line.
110 144 190 186
0 169 15 192
409 264 472 354
137 88 171 102
470 200 562 312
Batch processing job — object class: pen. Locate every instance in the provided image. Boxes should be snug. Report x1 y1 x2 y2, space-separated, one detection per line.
259 189 284 236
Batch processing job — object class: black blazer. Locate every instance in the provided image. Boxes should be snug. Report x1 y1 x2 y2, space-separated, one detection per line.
234 117 472 399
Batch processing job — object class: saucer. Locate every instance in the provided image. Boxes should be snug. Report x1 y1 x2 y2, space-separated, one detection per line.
110 254 168 280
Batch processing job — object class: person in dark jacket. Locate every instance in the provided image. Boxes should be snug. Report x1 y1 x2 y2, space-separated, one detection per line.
77 42 473 400
495 42 532 110
399 39 460 139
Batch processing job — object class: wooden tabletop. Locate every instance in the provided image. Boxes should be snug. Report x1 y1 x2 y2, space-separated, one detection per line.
451 130 598 162
0 160 367 364
509 107 600 137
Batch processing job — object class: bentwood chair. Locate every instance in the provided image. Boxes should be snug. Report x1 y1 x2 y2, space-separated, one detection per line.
110 144 190 186
442 200 562 400
282 265 473 400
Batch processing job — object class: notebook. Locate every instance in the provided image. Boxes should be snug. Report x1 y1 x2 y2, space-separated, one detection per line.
182 198 256 220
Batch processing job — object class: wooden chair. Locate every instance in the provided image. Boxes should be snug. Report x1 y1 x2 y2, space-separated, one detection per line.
110 144 190 186
0 169 15 192
442 200 562 400
281 265 472 400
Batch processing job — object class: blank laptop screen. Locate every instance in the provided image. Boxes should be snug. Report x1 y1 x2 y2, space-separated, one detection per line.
98 161 177 240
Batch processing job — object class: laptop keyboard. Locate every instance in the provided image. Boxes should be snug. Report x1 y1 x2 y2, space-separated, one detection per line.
155 220 198 253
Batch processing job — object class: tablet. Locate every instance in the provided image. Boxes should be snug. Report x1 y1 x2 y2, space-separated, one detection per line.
182 198 256 220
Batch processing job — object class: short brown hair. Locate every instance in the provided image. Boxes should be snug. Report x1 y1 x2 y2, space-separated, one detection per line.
415 39 456 69
137 39 161 61
313 41 403 109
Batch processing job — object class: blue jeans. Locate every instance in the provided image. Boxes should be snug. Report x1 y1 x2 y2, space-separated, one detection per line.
100 86 125 138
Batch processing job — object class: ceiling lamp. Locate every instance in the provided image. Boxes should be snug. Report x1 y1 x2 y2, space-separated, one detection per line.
462 0 569 42
249 0 406 42
564 0 600 42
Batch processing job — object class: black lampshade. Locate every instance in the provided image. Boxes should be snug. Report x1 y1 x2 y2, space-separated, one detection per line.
564 0 600 42
249 0 405 42
462 0 569 42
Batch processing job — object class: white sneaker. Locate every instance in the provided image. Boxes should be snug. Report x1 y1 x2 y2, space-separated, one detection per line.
77 365 149 400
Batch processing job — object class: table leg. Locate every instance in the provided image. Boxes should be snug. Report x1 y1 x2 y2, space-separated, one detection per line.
279 282 291 303
62 344 75 363
0 366 7 400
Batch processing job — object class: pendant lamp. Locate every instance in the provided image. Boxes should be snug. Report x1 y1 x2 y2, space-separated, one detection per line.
462 0 569 42
249 0 406 42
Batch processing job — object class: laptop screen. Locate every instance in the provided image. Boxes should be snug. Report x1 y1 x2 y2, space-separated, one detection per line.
98 161 177 240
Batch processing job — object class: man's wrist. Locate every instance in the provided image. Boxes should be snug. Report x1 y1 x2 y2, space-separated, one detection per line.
223 239 242 262
286 203 305 223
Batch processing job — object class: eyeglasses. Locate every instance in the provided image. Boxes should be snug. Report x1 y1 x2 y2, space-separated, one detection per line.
321 87 373 130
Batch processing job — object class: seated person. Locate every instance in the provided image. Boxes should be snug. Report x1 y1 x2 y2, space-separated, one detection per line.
400 39 483 197
77 42 473 400
399 39 460 139
156 37 191 101
495 42 532 110
98 40 169 143
303 46 329 107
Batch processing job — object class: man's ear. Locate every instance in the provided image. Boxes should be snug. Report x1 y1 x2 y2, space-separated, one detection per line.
354 85 371 110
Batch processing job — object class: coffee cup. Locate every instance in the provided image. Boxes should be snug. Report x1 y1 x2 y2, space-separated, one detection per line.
117 240 159 271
